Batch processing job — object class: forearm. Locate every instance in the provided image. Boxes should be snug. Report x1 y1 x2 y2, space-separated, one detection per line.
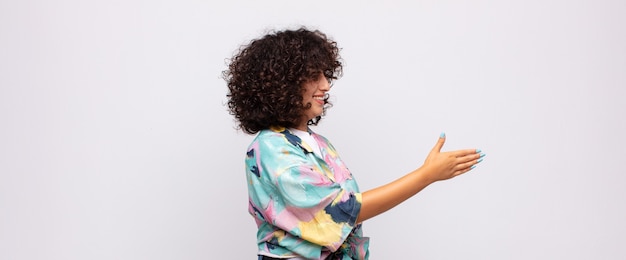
356 166 437 223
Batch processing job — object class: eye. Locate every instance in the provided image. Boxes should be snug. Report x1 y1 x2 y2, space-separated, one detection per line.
321 70 335 87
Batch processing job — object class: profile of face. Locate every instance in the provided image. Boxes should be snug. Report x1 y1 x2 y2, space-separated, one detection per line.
300 73 331 126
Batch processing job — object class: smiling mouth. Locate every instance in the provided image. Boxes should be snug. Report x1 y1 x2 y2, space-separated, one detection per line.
312 95 325 104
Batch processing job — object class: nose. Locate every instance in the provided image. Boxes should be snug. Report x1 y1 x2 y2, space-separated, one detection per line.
320 77 331 91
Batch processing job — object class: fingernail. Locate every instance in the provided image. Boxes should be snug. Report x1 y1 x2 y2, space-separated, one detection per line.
477 158 483 164
476 149 482 153
440 132 446 138
470 165 476 170
480 153 486 158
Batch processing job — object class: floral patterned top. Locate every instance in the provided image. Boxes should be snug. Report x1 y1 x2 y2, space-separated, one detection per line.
245 127 370 260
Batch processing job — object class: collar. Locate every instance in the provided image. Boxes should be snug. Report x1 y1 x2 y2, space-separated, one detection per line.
270 126 319 155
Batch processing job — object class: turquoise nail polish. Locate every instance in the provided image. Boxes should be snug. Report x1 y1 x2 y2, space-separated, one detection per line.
470 165 476 170
480 153 486 158
477 158 483 164
440 132 446 138
476 149 482 153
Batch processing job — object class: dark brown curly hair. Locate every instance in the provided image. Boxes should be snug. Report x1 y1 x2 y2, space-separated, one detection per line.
223 27 343 134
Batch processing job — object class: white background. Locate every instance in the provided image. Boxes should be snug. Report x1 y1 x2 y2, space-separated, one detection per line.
1 0 625 259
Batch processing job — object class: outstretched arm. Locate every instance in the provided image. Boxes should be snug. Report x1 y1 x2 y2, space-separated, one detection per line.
356 133 484 223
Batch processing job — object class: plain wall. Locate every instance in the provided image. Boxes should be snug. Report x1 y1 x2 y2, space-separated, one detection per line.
1 0 625 259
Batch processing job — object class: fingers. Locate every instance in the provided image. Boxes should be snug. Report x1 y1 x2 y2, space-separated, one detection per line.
453 154 486 177
453 167 473 177
432 133 477 157
428 133 486 178
451 148 481 158
454 150 485 163
431 132 446 153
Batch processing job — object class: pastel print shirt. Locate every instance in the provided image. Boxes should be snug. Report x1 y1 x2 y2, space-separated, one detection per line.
245 127 370 260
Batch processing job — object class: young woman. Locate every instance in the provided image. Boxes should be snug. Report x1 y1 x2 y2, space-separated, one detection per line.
223 27 484 260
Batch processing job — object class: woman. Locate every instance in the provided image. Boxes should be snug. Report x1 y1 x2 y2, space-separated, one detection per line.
223 27 484 260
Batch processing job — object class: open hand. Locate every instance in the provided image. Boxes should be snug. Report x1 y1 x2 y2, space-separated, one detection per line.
422 133 484 181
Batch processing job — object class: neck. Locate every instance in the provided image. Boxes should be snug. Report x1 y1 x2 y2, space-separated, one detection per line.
294 119 309 131
294 124 308 132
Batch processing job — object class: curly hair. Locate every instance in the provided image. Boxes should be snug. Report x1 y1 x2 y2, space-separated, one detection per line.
223 27 343 134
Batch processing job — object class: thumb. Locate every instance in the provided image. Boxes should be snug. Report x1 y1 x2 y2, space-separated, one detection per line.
432 132 446 152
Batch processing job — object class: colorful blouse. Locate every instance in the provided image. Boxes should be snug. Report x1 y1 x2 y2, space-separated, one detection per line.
245 127 370 260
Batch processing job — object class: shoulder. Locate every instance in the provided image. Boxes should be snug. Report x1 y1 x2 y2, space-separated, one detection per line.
254 127 296 146
248 127 305 155
247 128 311 172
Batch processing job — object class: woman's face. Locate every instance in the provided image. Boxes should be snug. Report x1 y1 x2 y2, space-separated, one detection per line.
300 73 331 124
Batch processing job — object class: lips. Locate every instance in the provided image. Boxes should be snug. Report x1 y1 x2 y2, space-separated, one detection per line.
313 95 325 105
